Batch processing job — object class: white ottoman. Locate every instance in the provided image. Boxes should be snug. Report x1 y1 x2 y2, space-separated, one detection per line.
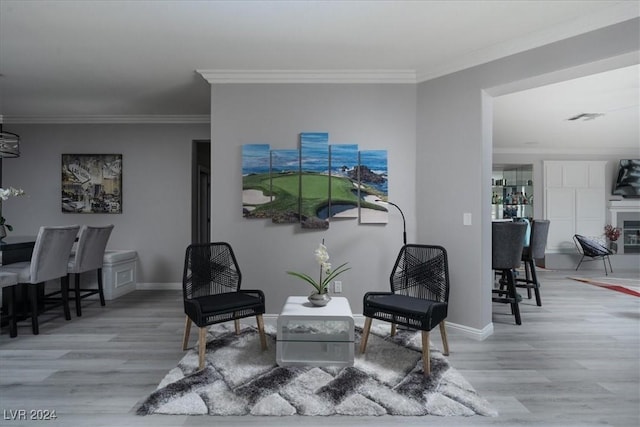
102 250 138 300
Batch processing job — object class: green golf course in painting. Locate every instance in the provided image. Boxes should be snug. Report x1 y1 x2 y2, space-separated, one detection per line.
242 172 385 221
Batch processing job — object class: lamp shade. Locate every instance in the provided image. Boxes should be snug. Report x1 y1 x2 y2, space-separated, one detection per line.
0 131 20 158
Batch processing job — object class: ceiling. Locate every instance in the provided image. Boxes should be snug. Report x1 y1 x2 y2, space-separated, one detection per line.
0 1 638 152
493 63 639 153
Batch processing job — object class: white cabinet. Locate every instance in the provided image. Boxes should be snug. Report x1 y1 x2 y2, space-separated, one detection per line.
544 161 605 253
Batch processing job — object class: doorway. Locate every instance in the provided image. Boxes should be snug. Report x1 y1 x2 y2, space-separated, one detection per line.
192 140 211 243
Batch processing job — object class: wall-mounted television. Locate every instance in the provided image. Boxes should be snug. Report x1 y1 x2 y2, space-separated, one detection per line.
612 159 640 198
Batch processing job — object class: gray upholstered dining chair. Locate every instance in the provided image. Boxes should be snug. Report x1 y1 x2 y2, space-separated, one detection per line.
492 221 528 325
67 224 114 316
0 225 79 335
515 219 550 306
0 271 20 337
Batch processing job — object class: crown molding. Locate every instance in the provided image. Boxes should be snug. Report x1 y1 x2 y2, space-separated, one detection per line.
1 115 210 124
493 146 640 156
197 69 417 84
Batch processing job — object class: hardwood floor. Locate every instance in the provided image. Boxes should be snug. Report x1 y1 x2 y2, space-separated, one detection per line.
1 269 638 426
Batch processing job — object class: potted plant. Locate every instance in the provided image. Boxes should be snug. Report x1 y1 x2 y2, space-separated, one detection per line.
0 186 25 239
287 240 350 306
604 224 621 253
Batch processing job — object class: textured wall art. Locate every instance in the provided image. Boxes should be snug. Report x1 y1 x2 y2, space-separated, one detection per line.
242 132 388 228
61 153 122 214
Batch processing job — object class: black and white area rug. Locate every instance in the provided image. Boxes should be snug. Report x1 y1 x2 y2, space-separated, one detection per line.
136 323 497 417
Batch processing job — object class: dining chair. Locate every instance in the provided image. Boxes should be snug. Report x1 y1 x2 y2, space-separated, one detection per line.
0 271 20 337
515 219 550 306
67 224 114 316
182 242 267 370
0 225 79 334
360 244 450 376
492 221 528 325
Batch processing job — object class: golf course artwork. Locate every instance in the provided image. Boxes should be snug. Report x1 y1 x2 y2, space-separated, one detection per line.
242 132 388 229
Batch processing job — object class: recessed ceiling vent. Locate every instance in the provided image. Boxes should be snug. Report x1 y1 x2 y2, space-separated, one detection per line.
567 113 604 121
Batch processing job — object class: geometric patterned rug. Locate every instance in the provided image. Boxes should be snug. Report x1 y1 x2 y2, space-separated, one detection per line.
136 323 497 417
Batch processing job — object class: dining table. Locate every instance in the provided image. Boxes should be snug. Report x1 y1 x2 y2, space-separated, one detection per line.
0 235 36 327
0 235 36 265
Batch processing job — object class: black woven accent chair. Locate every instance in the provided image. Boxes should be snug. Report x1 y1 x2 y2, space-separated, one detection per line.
360 244 450 376
515 220 550 306
181 242 267 370
573 234 613 276
492 221 528 325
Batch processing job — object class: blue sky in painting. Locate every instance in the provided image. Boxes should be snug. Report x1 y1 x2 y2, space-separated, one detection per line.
330 144 358 177
300 132 329 173
271 149 299 173
242 144 271 175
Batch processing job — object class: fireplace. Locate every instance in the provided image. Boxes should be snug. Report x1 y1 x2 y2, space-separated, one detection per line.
608 200 640 254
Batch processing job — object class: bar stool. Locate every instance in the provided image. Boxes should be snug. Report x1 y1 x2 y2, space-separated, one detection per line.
516 220 550 306
492 221 528 325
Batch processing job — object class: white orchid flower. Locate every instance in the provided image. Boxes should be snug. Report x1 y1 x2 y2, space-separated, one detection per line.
323 262 332 275
314 243 329 265
0 187 25 200
287 240 350 294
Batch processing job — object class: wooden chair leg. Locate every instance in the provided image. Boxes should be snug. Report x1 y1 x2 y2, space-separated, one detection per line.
390 323 397 337
74 273 82 317
360 317 372 353
439 321 449 356
530 261 542 307
421 330 430 375
198 327 207 370
182 316 192 350
97 268 105 306
234 318 240 334
256 314 267 350
7 285 17 338
29 284 40 335
524 261 532 299
61 275 71 321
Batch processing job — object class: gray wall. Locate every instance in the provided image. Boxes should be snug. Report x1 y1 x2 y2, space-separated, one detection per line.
209 84 417 315
416 19 639 331
2 123 210 284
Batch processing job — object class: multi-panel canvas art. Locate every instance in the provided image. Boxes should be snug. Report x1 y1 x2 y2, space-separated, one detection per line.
242 133 388 229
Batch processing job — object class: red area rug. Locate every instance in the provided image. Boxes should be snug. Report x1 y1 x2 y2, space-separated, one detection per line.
568 277 640 297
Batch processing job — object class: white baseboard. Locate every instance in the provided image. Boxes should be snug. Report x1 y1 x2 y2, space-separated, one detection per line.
136 282 181 291
445 321 494 341
138 285 494 340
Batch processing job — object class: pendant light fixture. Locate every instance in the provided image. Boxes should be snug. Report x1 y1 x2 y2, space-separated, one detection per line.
0 124 20 158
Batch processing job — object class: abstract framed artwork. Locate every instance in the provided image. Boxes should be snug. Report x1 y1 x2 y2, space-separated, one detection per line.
61 154 122 214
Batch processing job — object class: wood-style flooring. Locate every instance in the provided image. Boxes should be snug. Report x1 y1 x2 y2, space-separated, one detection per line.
1 269 638 426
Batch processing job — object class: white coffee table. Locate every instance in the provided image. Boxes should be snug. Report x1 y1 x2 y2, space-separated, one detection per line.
276 296 354 367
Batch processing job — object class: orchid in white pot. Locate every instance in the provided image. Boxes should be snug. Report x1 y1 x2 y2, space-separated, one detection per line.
287 240 350 305
0 186 26 236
